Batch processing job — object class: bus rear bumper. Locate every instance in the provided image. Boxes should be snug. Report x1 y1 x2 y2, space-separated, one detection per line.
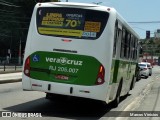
22 78 108 102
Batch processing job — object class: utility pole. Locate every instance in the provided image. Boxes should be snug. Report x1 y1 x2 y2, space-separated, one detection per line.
18 38 21 65
9 30 12 59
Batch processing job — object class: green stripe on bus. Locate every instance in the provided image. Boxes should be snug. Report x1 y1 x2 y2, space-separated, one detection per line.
110 59 137 84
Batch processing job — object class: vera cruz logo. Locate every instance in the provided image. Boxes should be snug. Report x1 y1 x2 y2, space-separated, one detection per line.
60 57 68 65
46 57 83 66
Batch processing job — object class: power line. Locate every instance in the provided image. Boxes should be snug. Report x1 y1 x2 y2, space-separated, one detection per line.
0 14 30 20
0 8 20 13
0 33 24 38
0 20 29 23
0 28 29 31
0 11 18 14
129 21 160 24
0 34 12 37
0 0 14 5
92 2 102 5
132 27 155 33
0 1 21 7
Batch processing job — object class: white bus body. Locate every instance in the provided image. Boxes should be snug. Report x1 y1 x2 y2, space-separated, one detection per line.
22 2 140 107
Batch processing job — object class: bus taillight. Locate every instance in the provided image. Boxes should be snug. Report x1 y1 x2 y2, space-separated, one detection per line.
96 65 105 85
24 56 30 77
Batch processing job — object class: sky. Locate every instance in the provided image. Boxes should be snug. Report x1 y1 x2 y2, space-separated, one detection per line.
61 0 160 39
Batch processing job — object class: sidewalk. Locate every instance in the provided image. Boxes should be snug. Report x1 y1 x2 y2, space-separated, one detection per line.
0 72 22 84
0 65 22 74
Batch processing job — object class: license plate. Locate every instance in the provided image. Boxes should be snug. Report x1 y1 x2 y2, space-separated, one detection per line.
55 75 69 80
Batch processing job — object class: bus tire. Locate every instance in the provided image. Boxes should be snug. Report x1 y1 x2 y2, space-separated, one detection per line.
46 93 67 102
112 80 122 108
46 93 53 100
130 75 135 90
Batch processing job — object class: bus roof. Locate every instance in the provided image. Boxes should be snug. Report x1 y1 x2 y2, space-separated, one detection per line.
116 12 140 39
37 2 113 9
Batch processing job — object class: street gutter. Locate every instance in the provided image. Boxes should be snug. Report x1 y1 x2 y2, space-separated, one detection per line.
0 78 22 84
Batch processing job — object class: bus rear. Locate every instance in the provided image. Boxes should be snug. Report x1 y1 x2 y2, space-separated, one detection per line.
22 2 112 102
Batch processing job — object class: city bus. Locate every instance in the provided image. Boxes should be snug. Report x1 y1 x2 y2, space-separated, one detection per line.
22 2 140 107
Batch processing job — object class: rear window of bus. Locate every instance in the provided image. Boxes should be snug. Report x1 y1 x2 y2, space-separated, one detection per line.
36 7 109 40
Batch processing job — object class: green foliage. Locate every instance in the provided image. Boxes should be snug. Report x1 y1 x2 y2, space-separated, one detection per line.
0 0 36 57
0 0 62 56
140 38 160 56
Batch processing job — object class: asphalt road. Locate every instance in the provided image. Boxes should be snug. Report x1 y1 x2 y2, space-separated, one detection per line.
0 66 159 120
0 72 22 84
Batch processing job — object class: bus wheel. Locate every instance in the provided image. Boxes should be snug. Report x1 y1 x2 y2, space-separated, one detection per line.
46 93 54 100
46 93 69 102
130 76 135 90
112 81 122 108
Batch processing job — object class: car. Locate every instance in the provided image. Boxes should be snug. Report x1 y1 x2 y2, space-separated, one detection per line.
138 62 150 79
136 66 142 81
146 62 152 76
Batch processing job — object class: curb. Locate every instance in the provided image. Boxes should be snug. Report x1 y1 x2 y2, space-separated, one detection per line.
0 78 22 84
0 70 22 74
